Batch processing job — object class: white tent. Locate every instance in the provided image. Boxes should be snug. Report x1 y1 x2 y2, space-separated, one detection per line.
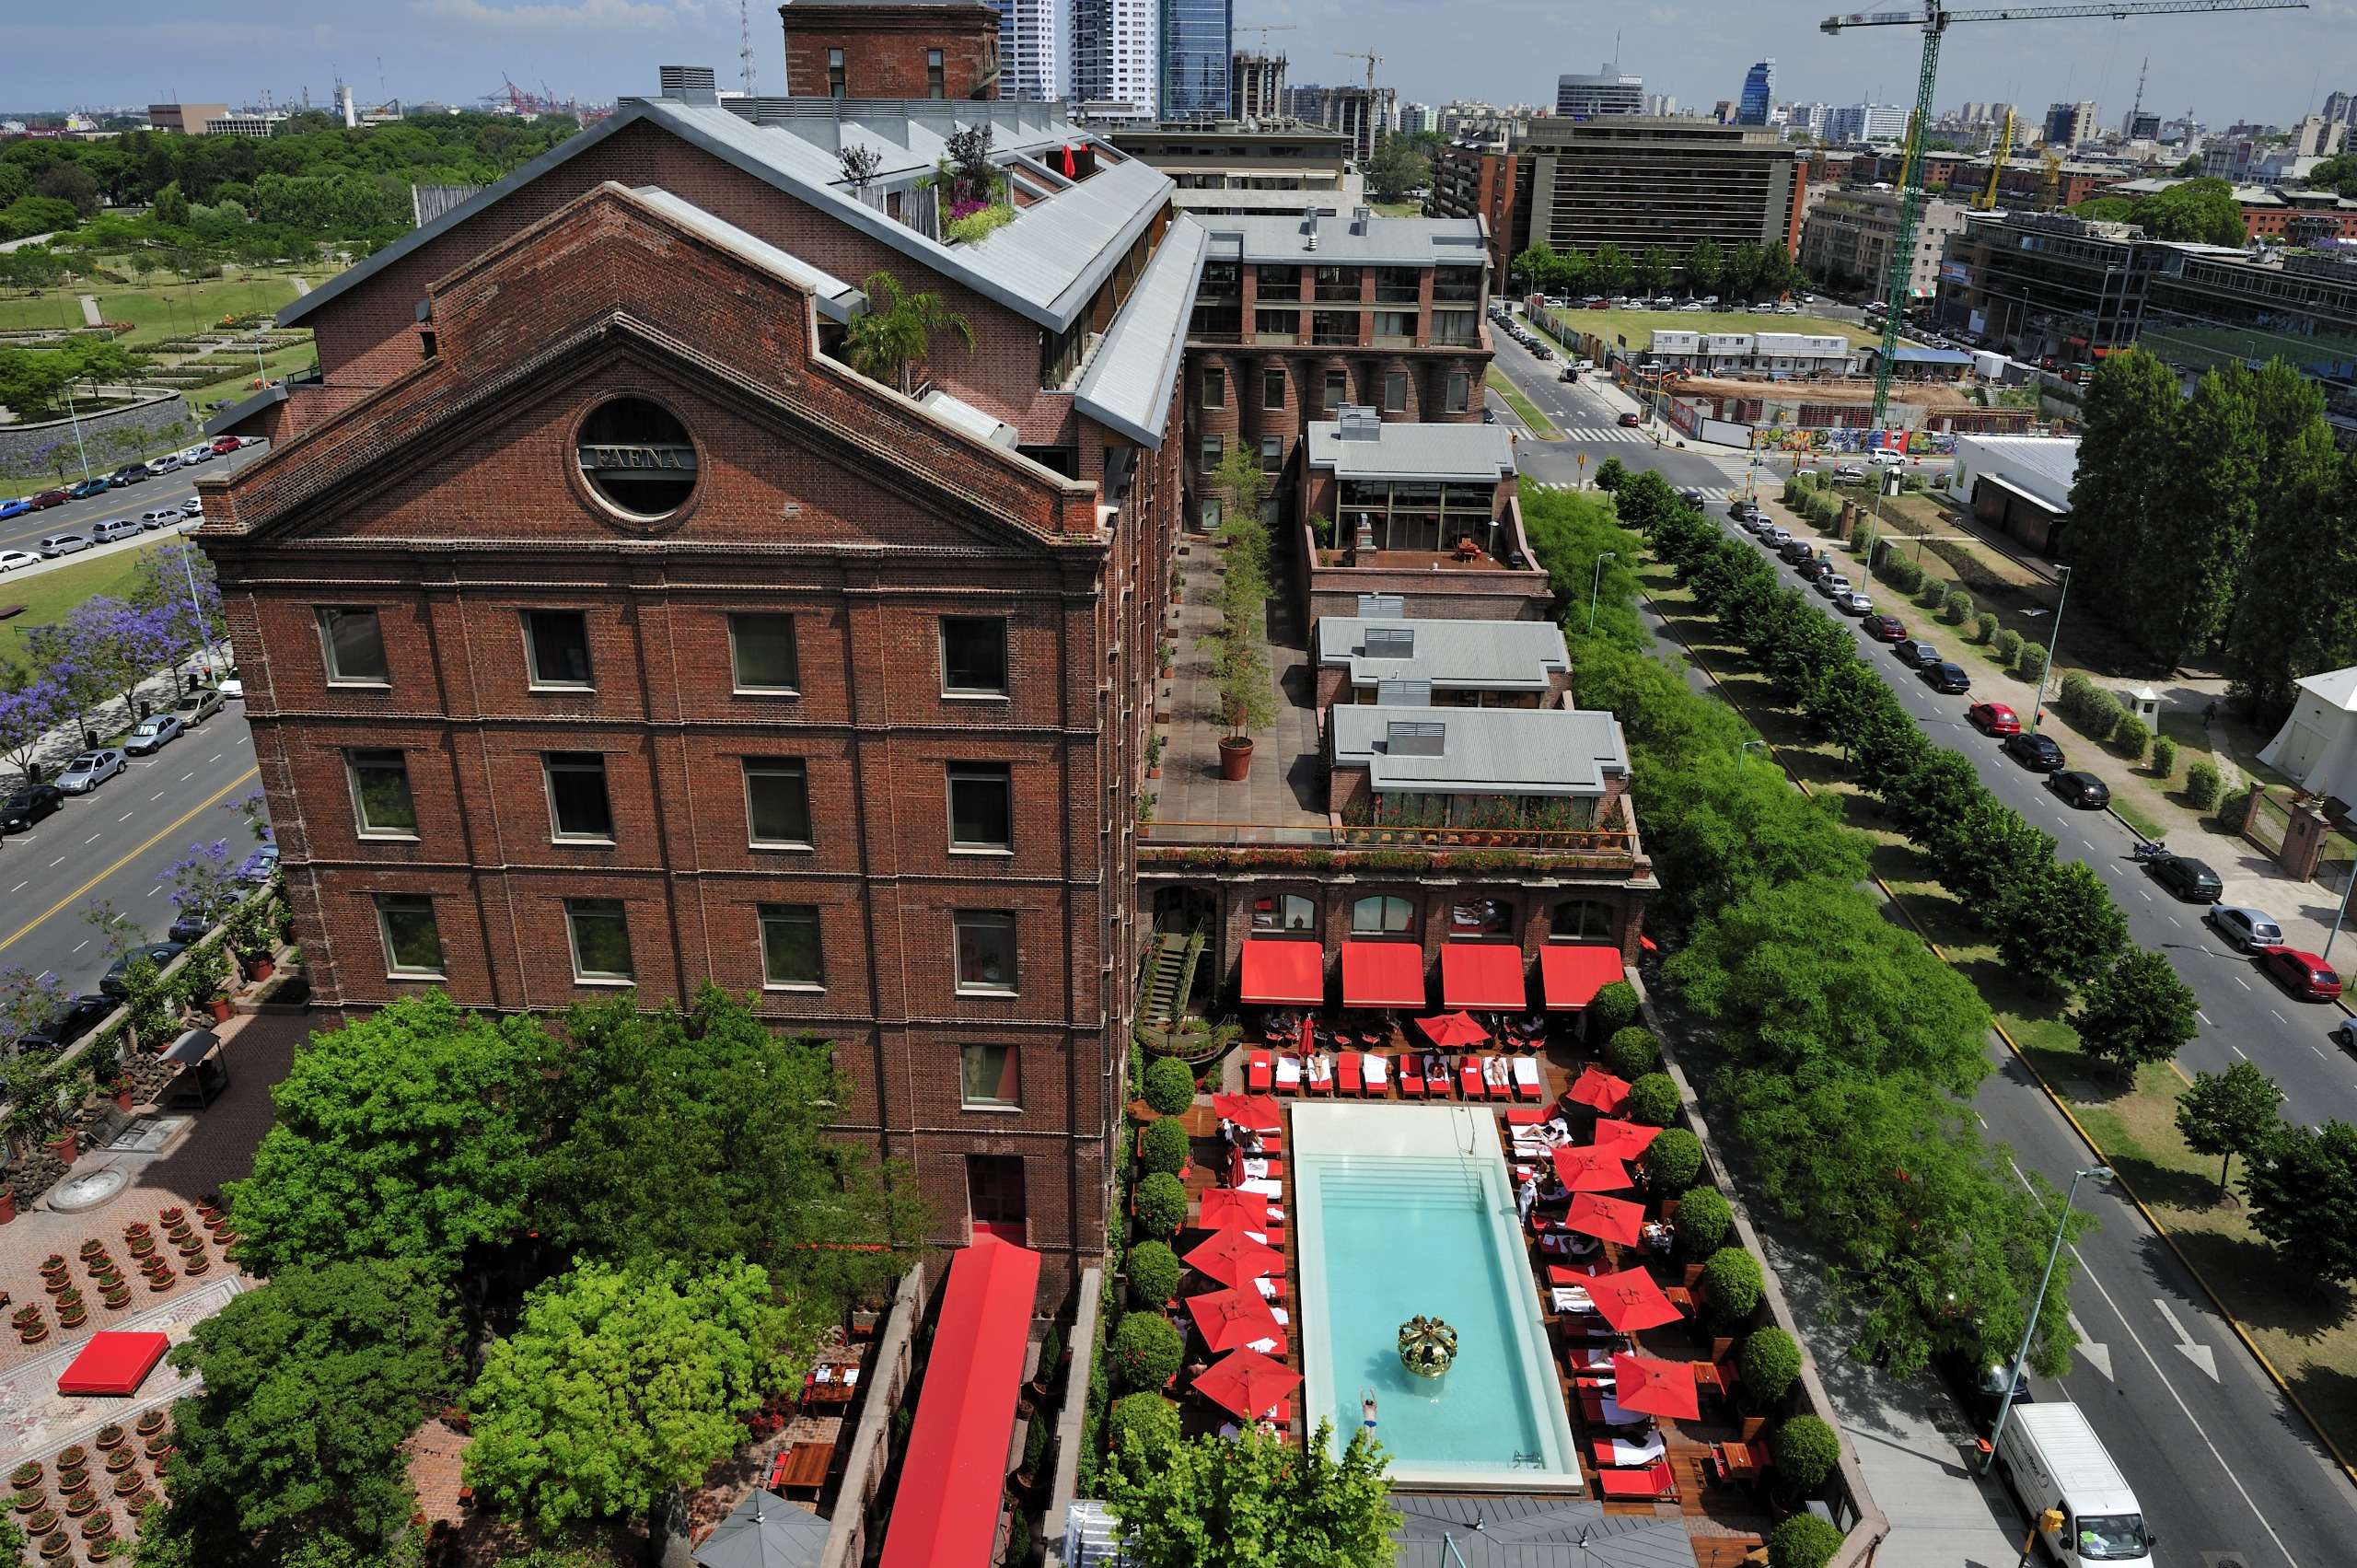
2258 667 2357 802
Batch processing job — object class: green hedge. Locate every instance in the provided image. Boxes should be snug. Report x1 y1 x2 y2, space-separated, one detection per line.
1770 1515 1846 1568
1603 1026 1661 1079
1109 1390 1181 1455
2015 642 2049 682
1141 1057 1195 1116
1133 1172 1188 1239
2187 760 2223 809
1649 1127 1703 1194
1126 1239 1180 1307
1624 1073 1679 1127
1109 1312 1184 1393
1995 627 2024 663
1738 1327 1803 1404
1674 1186 1733 1254
2150 735 2177 776
1138 1115 1190 1178
1590 980 1640 1036
1701 1247 1765 1326
1772 1413 1842 1491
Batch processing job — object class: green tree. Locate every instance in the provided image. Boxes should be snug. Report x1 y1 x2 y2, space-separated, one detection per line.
2071 948 2200 1074
1589 241 1633 296
152 179 191 229
1510 244 1554 293
139 1260 459 1566
1100 1422 1396 1568
1771 1414 1842 1491
1682 238 1726 297
1364 135 1430 203
1634 246 1675 297
2242 1121 2357 1292
2136 366 2263 664
1770 1514 1846 1568
463 1259 819 1537
34 161 99 219
2311 153 2357 196
2132 176 2249 244
2175 1061 2282 1194
226 993 552 1281
1109 1311 1185 1392
1993 859 2131 993
1738 1328 1803 1404
842 269 973 393
2224 429 2357 721
2066 350 2181 626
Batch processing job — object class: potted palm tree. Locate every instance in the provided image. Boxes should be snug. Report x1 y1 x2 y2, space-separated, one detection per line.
842 270 975 396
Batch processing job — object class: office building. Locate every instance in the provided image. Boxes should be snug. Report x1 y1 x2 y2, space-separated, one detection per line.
2124 110 2161 140
1309 84 1397 164
1230 49 1285 122
145 102 229 135
1158 0 1231 121
1070 0 1157 117
1737 60 1774 126
1785 102 1831 139
1643 94 1681 118
204 112 286 137
991 0 1063 100
783 0 1001 99
1827 102 1905 143
2043 100 2097 147
2293 113 2349 157
2326 90 2355 124
1556 64 1643 121
1111 123 1361 215
1800 186 1969 300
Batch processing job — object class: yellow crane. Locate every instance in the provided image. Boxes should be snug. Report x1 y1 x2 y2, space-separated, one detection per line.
1977 105 2015 209
2041 149 2065 210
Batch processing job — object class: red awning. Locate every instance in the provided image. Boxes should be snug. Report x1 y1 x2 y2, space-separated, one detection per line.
56 1330 169 1397
878 1237 1041 1568
1341 941 1427 1009
1441 945 1528 1010
1540 944 1625 1011
1240 939 1324 1006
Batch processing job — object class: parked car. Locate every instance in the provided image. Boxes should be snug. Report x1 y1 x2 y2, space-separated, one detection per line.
1796 558 1831 584
140 507 184 528
2260 946 2343 1001
2003 731 2066 772
2149 853 2224 902
2207 905 2286 952
36 534 90 559
177 445 214 466
1617 412 1643 427
1968 702 2021 736
0 550 39 573
1677 487 1705 505
2047 770 2111 809
210 436 243 457
10 993 116 1054
1 784 64 833
217 676 245 700
99 942 187 1000
1863 614 1907 643
1921 661 1971 694
1868 451 1907 469
1779 539 1816 564
1830 464 1865 482
106 464 149 488
123 714 184 755
1937 1346 2031 1428
27 488 73 510
167 911 219 946
179 498 204 519
238 842 281 885
1891 639 1941 668
56 749 125 794
1837 591 1874 616
91 517 143 544
173 686 225 726
145 454 181 477
1777 302 1800 314
1815 572 1852 598
0 499 32 523
2333 1017 2357 1057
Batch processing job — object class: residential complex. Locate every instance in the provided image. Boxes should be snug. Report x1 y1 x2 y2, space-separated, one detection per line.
1110 123 1363 216
1157 0 1230 120
1305 83 1399 164
1799 186 1969 300
1070 0 1158 117
2043 99 2098 147
1229 48 1285 122
991 0 1063 100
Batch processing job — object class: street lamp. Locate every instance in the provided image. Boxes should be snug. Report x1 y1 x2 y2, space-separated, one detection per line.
2325 869 2354 966
1586 552 1619 634
61 380 92 481
1980 1164 2111 1472
1737 739 1769 766
2026 563 2073 734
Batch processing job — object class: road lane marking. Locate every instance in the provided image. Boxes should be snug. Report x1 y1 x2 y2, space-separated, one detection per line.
5 882 20 894
2314 1045 2328 1059
237 735 250 747
2235 975 2251 989
0 766 259 960
2167 915 2182 928
2273 1009 2288 1024
70 940 85 954
2139 888 2153 901
2199 1011 2213 1026
116 811 132 822
149 791 164 801
2154 1298 2221 1381
207 753 222 763
47 857 63 867
178 772 192 782
83 833 99 844
2231 1043 2248 1058
145 884 161 898
2066 1311 2113 1379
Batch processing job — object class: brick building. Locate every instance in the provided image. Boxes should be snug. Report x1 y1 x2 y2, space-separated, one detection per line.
781 0 1001 100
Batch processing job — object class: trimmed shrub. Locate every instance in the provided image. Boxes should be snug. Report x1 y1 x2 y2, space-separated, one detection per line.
1127 1239 1181 1307
1940 587 1974 625
1139 1115 1191 1178
1023 1411 1049 1472
1133 1172 1188 1239
1771 1414 1842 1492
1648 1127 1704 1194
1624 1072 1679 1127
1674 1185 1733 1254
1882 556 1923 596
1916 578 1948 610
2014 643 2048 683
2112 711 2149 761
1738 1328 1804 1405
1769 1515 1846 1568
1590 980 1641 1036
2150 734 2177 777
1109 1311 1184 1392
1109 1391 1182 1455
1995 626 2024 663
2187 760 2223 810
1603 1025 1661 1079
1141 1057 1195 1116
1701 1246 1765 1326
1974 610 1999 645
2059 669 2098 712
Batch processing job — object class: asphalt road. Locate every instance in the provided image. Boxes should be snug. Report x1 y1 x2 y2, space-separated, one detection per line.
0 444 268 559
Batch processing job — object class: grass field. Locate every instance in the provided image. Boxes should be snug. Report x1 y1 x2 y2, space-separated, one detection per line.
0 276 306 343
0 544 165 673
1483 367 1559 438
1545 307 1887 354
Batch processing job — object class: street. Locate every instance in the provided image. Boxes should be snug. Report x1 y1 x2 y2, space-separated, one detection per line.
0 443 269 558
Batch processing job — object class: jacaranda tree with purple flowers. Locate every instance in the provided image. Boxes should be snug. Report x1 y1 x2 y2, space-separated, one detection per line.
132 541 225 673
27 597 177 737
0 671 65 779
164 839 244 932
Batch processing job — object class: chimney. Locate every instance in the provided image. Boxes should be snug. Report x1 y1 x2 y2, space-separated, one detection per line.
1353 204 1372 234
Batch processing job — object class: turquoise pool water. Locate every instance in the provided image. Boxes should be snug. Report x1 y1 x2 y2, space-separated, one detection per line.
1294 1105 1582 1490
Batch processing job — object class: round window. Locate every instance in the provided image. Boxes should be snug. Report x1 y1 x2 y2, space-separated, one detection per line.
576 397 698 517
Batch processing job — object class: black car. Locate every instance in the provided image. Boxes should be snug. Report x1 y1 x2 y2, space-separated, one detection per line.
1935 1347 2031 1429
2048 770 2111 808
1678 487 1705 505
1921 661 1970 694
1 784 64 833
106 464 150 488
1779 539 1816 564
1727 499 1759 522
167 911 219 946
11 993 116 1054
1890 639 1941 669
2150 854 2224 903
1796 557 1831 583
99 941 188 999
2003 731 2065 772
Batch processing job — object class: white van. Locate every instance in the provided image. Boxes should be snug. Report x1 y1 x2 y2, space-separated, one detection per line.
1994 1403 2153 1564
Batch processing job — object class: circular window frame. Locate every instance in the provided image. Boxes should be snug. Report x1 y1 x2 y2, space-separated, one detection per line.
568 392 705 530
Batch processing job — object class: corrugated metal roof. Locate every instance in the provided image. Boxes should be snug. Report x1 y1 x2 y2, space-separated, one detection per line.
1074 214 1208 447
1329 705 1628 795
1389 1494 1699 1567
630 186 865 322
1199 212 1489 267
1303 420 1517 482
1315 617 1569 691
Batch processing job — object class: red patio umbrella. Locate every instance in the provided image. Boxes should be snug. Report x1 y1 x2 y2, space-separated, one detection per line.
1582 1267 1686 1333
1563 1191 1646 1247
1182 1228 1286 1289
1211 1092 1283 1132
1186 1286 1286 1354
1589 1117 1662 1161
1551 1145 1633 1193
1196 1188 1272 1234
1611 1352 1701 1421
1566 1066 1631 1114
1415 1012 1490 1050
1191 1347 1302 1422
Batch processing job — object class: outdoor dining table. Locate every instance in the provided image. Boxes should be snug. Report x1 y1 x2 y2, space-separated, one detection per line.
771 1440 834 1500
1692 1361 1730 1403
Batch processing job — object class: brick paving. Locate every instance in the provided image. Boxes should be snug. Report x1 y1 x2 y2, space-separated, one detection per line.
1158 540 1328 832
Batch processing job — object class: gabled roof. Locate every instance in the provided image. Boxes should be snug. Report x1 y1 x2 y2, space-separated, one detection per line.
1328 705 1628 796
1314 617 1569 691
1074 214 1208 447
1303 420 1516 482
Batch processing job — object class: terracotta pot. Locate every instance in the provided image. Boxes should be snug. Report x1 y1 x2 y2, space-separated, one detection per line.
111 1472 142 1498
95 1428 122 1454
183 1255 210 1276
134 1412 165 1437
62 1493 93 1517
1217 737 1254 781
47 1134 74 1164
23 1509 54 1534
103 1450 134 1475
77 1240 102 1259
102 1290 130 1310
38 1533 69 1561
142 1435 170 1458
20 1325 48 1344
57 1307 85 1330
146 1274 174 1292
205 998 231 1024
251 958 274 981
0 1188 15 1225
80 1514 112 1541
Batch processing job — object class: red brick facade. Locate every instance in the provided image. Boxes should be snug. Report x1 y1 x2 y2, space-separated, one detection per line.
782 1 1000 100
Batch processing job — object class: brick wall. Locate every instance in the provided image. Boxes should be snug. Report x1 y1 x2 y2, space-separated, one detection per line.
782 3 1000 100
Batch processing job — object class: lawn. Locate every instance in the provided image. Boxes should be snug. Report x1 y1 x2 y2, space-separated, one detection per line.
0 277 305 343
1548 307 1890 354
1372 201 1422 218
175 343 320 411
1484 367 1560 438
0 545 165 674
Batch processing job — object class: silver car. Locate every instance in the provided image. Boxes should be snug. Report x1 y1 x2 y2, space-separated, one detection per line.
56 749 125 794
123 714 183 755
1838 591 1874 616
2207 905 2285 952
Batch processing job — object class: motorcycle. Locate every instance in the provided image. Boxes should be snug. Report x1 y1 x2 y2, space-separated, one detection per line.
2131 841 2169 864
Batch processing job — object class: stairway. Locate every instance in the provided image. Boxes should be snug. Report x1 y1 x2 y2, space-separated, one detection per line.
1140 931 1190 1029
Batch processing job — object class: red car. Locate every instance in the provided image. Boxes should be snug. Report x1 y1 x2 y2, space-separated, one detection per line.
2260 947 2342 1001
1968 702 2021 736
1617 412 1643 427
27 488 73 510
210 436 242 456
1863 614 1908 643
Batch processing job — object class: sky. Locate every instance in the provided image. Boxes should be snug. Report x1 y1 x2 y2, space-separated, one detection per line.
2 0 2352 129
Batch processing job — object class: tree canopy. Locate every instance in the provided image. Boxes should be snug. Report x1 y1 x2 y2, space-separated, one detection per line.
2244 1120 2357 1292
2176 1061 2282 1193
1100 1422 1397 1568
2071 948 2200 1073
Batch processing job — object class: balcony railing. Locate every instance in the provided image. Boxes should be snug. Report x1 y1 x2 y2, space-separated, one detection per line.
1137 819 1643 867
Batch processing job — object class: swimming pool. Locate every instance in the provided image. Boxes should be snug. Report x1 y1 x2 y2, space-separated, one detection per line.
1292 1102 1585 1492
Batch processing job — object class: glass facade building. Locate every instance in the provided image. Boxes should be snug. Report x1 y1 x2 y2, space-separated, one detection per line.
1158 0 1231 120
1736 60 1774 127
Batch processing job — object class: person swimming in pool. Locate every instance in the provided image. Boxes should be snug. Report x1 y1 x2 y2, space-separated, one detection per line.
1362 1389 1378 1430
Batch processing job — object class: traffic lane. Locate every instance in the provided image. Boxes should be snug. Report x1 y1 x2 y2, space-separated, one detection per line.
0 446 266 554
0 714 259 994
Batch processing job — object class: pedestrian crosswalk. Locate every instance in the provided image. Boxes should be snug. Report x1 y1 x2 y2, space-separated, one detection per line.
1524 480 1747 504
1555 426 1655 444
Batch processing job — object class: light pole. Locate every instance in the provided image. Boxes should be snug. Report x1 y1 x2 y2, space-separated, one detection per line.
1981 1164 2111 1473
180 540 217 681
1586 551 1619 633
61 380 92 481
2026 563 2073 734
2325 868 2354 966
1737 739 1769 767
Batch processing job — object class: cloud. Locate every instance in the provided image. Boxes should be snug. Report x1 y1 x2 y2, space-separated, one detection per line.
411 0 709 31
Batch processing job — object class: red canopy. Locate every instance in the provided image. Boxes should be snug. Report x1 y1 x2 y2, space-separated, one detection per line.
1196 1188 1271 1233
1551 1145 1633 1192
1583 1267 1686 1333
1414 1012 1490 1050
1186 1286 1286 1354
1210 1092 1283 1132
54 1330 168 1397
1563 1191 1646 1247
1183 1228 1286 1288
1566 1066 1631 1114
1240 939 1324 1005
1191 1347 1301 1421
1341 941 1427 1008
1590 1118 1662 1161
1612 1353 1701 1421
1541 944 1626 1010
1441 944 1527 1009
878 1237 1041 1568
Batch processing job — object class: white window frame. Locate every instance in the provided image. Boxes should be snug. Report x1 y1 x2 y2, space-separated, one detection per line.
542 752 616 844
744 759 814 850
345 749 420 840
727 612 801 695
375 893 445 978
521 610 594 691
759 902 825 991
318 606 390 688
954 910 1018 994
946 762 1015 854
563 897 635 983
939 616 1010 700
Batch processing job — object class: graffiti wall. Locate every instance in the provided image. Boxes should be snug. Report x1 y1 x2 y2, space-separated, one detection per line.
1747 426 1959 456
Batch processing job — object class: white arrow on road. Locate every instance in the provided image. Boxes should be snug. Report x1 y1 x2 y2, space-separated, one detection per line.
2154 1298 2219 1381
2067 1312 2113 1380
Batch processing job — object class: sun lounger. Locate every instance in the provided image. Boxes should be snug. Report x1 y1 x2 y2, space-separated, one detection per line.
1595 1431 1667 1469
1275 1054 1303 1093
1579 1391 1651 1429
1397 1053 1425 1098
1484 1056 1513 1098
1425 1056 1453 1097
1511 1056 1543 1101
1246 1051 1273 1092
1457 1057 1485 1099
1251 1276 1286 1300
1504 1104 1550 1125
1336 1051 1362 1096
1240 1178 1283 1200
1596 1459 1678 1501
1243 1333 1290 1356
1362 1052 1389 1097
1306 1052 1335 1095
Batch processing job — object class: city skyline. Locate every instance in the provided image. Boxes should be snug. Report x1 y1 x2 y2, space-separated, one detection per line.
1 0 2351 128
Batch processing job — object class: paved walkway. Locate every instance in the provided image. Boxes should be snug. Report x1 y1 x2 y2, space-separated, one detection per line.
1155 538 1324 831
77 295 100 328
290 277 310 296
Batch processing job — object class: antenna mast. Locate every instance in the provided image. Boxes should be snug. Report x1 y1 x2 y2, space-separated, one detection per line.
739 0 758 97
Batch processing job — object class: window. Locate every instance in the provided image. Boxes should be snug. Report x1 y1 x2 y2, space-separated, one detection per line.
744 760 812 847
1199 431 1223 464
1324 368 1347 410
926 48 945 98
346 749 418 837
955 911 1017 993
565 898 634 981
948 762 1013 851
760 904 824 988
375 894 443 976
1383 369 1409 412
1374 310 1416 342
318 607 389 685
543 753 614 842
1202 366 1226 407
1252 893 1318 931
728 613 799 693
522 610 592 689
1450 896 1514 937
1351 894 1416 935
576 397 697 516
1550 899 1617 940
827 47 846 98
1259 436 1283 474
1444 371 1469 414
1262 366 1285 409
940 617 1009 696
961 1044 1019 1109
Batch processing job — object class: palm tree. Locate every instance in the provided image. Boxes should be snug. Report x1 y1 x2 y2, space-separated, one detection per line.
842 270 974 395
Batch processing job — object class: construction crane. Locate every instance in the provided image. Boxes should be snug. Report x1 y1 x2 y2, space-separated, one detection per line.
1976 105 2015 209
2040 148 2065 210
1334 50 1383 94
1897 109 1922 192
1819 0 2310 425
1235 24 1297 49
